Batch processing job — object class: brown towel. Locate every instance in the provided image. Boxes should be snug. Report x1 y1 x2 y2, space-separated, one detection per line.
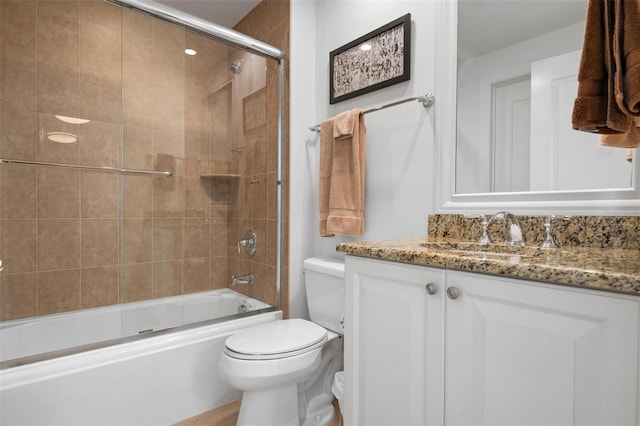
319 109 366 237
572 0 640 148
613 0 640 116
603 0 640 148
602 117 640 147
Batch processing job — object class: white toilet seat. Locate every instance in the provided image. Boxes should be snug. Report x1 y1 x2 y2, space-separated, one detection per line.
224 319 328 360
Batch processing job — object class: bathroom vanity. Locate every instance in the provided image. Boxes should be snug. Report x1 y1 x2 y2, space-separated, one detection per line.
338 215 640 425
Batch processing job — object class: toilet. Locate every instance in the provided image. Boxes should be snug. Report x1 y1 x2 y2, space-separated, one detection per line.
219 257 345 426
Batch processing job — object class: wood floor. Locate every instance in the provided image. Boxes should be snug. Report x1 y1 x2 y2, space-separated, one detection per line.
174 401 240 426
174 399 343 426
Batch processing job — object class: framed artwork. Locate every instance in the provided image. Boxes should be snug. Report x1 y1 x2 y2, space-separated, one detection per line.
329 13 411 104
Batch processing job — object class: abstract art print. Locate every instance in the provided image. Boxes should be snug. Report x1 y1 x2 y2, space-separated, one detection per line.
330 14 411 104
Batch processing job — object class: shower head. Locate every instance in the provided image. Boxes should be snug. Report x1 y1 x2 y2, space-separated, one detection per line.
230 58 246 74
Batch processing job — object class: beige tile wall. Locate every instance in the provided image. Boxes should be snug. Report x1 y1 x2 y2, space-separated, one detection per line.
0 0 290 321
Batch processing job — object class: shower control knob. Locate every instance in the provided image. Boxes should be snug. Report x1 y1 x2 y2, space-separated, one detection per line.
446 287 460 300
425 283 437 295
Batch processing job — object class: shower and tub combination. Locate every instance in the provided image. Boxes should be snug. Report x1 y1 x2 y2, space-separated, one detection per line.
0 0 286 424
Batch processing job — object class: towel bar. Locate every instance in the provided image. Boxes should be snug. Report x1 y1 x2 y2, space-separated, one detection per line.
0 158 173 177
309 93 435 132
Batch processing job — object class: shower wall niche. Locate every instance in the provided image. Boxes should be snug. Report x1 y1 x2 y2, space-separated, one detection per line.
0 0 289 323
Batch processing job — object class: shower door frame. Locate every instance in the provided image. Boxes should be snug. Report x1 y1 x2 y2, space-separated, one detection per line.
108 0 286 311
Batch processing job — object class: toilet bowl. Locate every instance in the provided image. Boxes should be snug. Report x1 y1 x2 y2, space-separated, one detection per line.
218 257 345 426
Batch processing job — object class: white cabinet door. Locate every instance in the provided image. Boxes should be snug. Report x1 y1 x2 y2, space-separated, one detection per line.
344 256 445 426
445 270 640 426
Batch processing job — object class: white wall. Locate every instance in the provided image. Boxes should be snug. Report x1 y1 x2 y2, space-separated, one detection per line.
290 0 437 318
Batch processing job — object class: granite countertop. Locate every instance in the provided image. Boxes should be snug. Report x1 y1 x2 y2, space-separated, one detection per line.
336 238 640 295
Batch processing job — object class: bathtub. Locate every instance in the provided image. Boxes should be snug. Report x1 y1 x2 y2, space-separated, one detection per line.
0 289 280 425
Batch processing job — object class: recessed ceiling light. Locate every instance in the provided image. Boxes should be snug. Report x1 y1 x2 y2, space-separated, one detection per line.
360 43 372 51
185 48 197 56
54 115 90 124
47 132 78 144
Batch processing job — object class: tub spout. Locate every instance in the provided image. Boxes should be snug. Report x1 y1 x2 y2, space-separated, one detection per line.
232 273 254 287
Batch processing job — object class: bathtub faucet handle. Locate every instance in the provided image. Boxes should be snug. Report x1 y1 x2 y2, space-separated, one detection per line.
237 230 257 256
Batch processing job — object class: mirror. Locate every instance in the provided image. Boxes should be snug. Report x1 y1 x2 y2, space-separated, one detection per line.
456 0 635 194
435 0 640 213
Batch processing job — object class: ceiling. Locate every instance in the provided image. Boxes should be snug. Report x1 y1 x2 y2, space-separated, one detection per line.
156 0 588 60
156 0 261 28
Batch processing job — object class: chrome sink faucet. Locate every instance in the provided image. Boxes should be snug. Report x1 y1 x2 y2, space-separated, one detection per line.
465 212 525 246
492 211 525 246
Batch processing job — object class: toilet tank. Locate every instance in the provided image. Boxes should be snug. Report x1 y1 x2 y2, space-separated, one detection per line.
303 257 345 334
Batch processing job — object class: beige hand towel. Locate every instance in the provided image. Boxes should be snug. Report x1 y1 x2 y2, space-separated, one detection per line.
319 118 335 237
319 109 366 237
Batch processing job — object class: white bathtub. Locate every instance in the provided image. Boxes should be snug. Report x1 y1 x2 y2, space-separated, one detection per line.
0 289 280 425
0 288 267 362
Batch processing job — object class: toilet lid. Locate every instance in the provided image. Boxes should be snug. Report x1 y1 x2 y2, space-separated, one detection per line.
224 319 328 360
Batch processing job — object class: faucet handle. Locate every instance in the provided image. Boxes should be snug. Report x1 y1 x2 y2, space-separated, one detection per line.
545 215 571 226
464 214 491 245
237 230 257 256
539 215 570 248
464 213 487 221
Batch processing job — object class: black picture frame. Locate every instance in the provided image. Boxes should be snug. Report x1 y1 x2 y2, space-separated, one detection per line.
329 13 411 104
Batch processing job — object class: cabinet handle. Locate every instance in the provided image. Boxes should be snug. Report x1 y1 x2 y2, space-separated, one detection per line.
446 287 460 300
425 283 437 295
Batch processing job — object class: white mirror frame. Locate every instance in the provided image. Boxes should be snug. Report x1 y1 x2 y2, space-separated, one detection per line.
434 0 640 215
